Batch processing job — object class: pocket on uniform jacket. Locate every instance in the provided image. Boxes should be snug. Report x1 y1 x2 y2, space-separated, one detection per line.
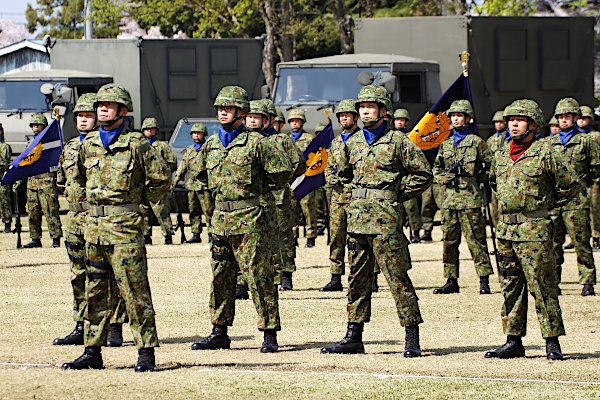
108 153 134 190
229 153 253 186
519 166 544 198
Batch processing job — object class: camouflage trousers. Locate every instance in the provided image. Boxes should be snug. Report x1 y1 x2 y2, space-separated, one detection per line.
85 240 158 349
275 201 297 277
402 197 422 232
551 207 596 285
189 189 214 234
590 181 600 239
316 188 329 232
497 238 565 338
421 184 443 232
292 191 318 238
141 194 174 237
26 187 62 240
0 183 11 223
441 208 493 279
210 232 280 331
489 189 499 228
346 233 422 326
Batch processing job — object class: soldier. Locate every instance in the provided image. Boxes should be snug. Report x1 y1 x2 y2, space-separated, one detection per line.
172 123 214 244
288 108 318 248
578 106 600 250
54 93 128 347
17 113 63 248
432 100 494 295
62 84 169 372
485 99 578 360
549 116 560 137
321 85 432 356
0 124 12 233
140 117 177 245
486 110 511 231
314 123 329 237
548 98 600 297
190 86 292 353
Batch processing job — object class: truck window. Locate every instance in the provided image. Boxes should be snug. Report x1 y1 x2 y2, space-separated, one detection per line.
171 121 220 149
0 81 53 111
398 74 423 103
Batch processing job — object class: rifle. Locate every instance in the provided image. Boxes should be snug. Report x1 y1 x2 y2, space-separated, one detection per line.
443 159 465 190
482 183 499 278
322 189 331 245
12 186 22 249
170 189 186 244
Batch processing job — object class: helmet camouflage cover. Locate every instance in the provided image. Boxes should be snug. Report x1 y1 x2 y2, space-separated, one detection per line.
248 100 269 118
336 99 357 117
355 85 389 111
190 122 208 134
287 108 306 123
503 99 545 129
94 84 133 112
548 116 559 126
393 108 410 121
213 86 249 112
580 105 594 119
260 99 277 116
447 100 474 118
73 93 96 114
554 97 581 117
141 117 159 130
315 123 327 133
30 113 48 127
275 109 285 123
492 110 505 122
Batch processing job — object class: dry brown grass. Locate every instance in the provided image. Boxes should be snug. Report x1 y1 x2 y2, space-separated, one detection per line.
0 215 599 399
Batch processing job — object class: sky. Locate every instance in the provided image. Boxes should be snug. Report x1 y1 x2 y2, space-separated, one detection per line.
0 0 31 24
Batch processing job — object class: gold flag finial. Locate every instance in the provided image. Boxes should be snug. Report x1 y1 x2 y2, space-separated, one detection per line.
459 51 470 77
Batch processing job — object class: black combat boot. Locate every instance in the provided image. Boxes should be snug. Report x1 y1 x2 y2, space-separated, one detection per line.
51 237 61 248
404 325 422 358
372 274 379 292
320 274 343 292
260 330 279 353
411 230 421 243
164 235 173 245
484 335 525 359
480 276 491 294
305 237 316 248
420 230 432 242
593 238 600 250
320 322 365 354
53 321 84 346
545 336 563 360
22 239 42 248
135 348 156 372
236 284 250 300
191 325 231 350
433 278 459 294
144 235 152 245
61 346 104 370
316 225 326 236
582 284 595 296
185 233 202 243
280 272 293 291
563 241 574 250
107 323 123 347
4 222 10 233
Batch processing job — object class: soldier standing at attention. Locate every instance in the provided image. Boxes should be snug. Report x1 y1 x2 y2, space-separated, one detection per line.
140 117 177 245
432 100 494 295
62 84 169 372
549 116 560 136
288 108 318 248
485 99 578 360
486 110 511 231
321 85 432 356
190 86 292 353
548 98 600 297
172 123 214 244
16 113 63 248
0 124 12 233
577 106 600 250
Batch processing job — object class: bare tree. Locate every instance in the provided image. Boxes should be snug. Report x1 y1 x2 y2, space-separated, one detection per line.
330 0 352 54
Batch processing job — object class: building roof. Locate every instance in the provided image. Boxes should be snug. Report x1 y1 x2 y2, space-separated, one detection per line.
0 39 46 57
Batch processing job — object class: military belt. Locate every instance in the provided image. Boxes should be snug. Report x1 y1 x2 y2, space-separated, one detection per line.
351 188 397 201
88 203 140 217
68 201 90 213
214 197 261 211
500 209 549 225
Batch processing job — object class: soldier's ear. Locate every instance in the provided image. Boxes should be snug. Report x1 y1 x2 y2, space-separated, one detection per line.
529 121 538 131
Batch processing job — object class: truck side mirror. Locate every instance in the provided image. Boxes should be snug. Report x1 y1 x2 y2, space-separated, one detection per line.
358 71 374 86
380 76 396 94
261 85 270 99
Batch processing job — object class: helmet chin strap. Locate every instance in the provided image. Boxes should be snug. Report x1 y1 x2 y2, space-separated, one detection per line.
222 108 244 129
363 105 383 127
97 105 124 127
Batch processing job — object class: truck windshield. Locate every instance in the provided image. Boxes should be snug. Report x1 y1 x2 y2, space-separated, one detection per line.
273 66 391 104
171 121 220 149
0 81 52 111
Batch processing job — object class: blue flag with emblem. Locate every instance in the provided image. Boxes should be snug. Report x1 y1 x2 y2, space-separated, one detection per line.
1 118 64 186
408 73 477 166
291 121 335 200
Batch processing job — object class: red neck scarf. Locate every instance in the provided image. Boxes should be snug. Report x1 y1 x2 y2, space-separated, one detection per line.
509 137 535 161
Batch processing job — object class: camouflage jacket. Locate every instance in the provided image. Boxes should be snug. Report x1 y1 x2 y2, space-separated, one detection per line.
489 138 580 242
173 144 208 191
341 126 433 237
198 126 293 235
486 131 511 154
271 133 305 205
0 142 12 175
293 131 316 154
433 134 492 210
325 135 352 204
150 139 178 174
59 137 86 236
74 127 170 244
546 132 600 210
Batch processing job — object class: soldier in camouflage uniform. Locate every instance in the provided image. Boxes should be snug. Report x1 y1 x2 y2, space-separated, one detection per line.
485 99 578 360
62 84 169 372
288 108 318 248
54 93 128 347
140 117 177 245
548 98 600 297
578 106 600 250
172 122 214 244
190 86 292 353
549 116 560 137
321 85 432 357
433 100 494 295
0 124 12 233
487 110 511 227
17 113 63 248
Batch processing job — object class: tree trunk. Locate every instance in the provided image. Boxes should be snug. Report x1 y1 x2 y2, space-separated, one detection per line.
259 0 277 91
280 0 294 62
330 0 352 54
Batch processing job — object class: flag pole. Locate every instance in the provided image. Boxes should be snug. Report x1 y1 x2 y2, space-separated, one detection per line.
459 51 470 77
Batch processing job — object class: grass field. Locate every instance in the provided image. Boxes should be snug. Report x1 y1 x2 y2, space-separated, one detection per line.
0 215 599 399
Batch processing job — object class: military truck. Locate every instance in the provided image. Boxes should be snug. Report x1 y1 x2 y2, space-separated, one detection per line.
271 53 442 133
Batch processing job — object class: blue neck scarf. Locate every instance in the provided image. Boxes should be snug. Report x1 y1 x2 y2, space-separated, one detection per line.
291 129 304 142
99 124 125 149
193 139 205 151
147 137 156 145
578 126 591 134
496 128 510 141
265 127 276 137
559 126 577 145
341 127 360 144
218 124 244 148
452 126 470 147
79 134 85 142
363 121 387 146
400 128 408 134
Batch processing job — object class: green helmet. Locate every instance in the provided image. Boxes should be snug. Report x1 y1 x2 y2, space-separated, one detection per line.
213 86 249 112
549 116 559 126
73 93 96 114
336 99 357 117
260 99 277 116
141 117 159 130
275 109 285 123
393 108 410 121
580 105 594 119
287 108 306 123
190 122 208 134
94 84 133 111
248 100 269 119
503 99 545 129
315 123 327 133
355 85 389 110
492 110 505 122
554 97 580 117
447 100 474 118
30 113 48 127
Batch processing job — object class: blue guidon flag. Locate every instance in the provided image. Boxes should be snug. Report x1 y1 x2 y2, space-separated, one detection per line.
291 120 335 200
2 118 64 186
408 73 477 165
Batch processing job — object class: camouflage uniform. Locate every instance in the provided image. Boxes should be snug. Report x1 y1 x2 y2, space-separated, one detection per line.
487 110 512 226
579 106 600 245
420 185 443 234
0 137 12 228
